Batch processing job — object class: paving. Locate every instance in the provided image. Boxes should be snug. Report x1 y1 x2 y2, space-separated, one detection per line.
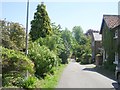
57 61 119 89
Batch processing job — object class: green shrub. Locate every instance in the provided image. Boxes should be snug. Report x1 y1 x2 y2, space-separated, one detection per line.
28 42 58 77
80 53 92 64
22 76 40 89
103 60 116 71
35 35 70 64
2 47 34 74
59 50 69 64
3 74 24 87
1 46 34 87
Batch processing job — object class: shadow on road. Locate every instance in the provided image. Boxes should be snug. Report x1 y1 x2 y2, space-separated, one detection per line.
82 65 115 81
82 65 120 89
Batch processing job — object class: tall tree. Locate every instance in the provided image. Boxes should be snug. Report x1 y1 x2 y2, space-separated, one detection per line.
61 28 76 52
30 2 52 41
72 26 85 45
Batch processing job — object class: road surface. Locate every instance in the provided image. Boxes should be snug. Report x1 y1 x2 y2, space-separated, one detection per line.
57 61 119 89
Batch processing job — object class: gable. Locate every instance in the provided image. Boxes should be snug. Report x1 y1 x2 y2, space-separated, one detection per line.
100 15 120 34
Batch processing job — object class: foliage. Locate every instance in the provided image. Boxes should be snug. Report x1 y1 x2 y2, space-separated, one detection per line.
71 26 92 64
1 46 34 87
30 2 52 41
61 28 77 52
35 35 63 65
80 36 92 64
35 27 71 64
61 28 72 49
103 60 116 72
36 35 60 52
72 29 92 64
59 50 69 64
51 22 61 35
28 42 58 77
102 25 116 70
1 20 25 50
40 64 66 88
60 28 81 63
74 45 84 62
72 26 86 45
103 26 115 60
3 74 24 87
22 76 41 89
80 53 92 64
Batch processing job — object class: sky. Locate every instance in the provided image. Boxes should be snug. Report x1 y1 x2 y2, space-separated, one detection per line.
1 0 119 33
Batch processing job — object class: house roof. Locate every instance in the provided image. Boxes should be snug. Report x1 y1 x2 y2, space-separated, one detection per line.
100 15 120 34
93 32 102 41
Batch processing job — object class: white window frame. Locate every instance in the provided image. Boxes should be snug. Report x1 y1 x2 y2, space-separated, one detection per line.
113 52 118 64
114 30 118 39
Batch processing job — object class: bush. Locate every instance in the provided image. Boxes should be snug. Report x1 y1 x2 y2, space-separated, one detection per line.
28 42 58 77
103 60 116 71
22 76 40 89
1 46 34 87
35 35 70 64
80 53 92 64
59 51 69 64
3 74 25 87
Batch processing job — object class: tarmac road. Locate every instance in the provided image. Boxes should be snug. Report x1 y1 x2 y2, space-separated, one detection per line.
57 61 119 89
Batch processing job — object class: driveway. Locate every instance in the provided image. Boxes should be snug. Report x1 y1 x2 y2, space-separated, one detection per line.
57 61 119 89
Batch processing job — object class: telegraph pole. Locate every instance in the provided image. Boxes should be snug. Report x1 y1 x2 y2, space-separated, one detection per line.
25 0 29 55
25 0 29 78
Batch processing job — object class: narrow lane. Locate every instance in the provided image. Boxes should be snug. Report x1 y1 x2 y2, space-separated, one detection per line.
57 61 118 89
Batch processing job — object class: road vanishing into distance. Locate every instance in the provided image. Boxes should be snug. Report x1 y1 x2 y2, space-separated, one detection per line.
57 59 120 89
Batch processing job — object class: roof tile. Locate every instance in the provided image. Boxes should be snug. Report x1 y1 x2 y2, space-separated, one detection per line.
103 15 120 29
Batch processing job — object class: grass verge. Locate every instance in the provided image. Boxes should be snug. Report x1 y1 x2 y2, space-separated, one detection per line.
40 64 67 88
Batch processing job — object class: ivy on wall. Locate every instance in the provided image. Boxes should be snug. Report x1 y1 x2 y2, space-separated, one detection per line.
102 23 115 62
102 23 118 71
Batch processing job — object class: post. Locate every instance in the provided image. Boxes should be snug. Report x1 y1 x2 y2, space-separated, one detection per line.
25 0 29 55
25 0 29 78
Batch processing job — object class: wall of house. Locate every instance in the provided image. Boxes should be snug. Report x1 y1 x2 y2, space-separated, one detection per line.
112 26 120 64
95 41 102 55
102 22 115 62
91 34 95 61
118 27 120 63
91 41 95 60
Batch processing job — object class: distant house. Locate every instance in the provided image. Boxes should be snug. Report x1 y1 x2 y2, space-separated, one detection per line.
91 32 102 62
85 29 99 36
100 15 120 64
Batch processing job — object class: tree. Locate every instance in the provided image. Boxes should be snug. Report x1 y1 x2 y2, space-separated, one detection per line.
61 28 72 51
30 2 52 41
1 20 26 50
72 26 84 45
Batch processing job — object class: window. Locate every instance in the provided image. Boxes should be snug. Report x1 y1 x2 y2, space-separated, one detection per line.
114 30 118 39
114 52 118 64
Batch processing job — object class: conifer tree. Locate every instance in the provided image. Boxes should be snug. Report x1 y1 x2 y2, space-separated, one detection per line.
30 2 52 41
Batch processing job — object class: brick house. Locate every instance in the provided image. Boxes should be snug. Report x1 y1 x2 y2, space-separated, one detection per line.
85 29 102 63
100 15 120 65
91 32 102 63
